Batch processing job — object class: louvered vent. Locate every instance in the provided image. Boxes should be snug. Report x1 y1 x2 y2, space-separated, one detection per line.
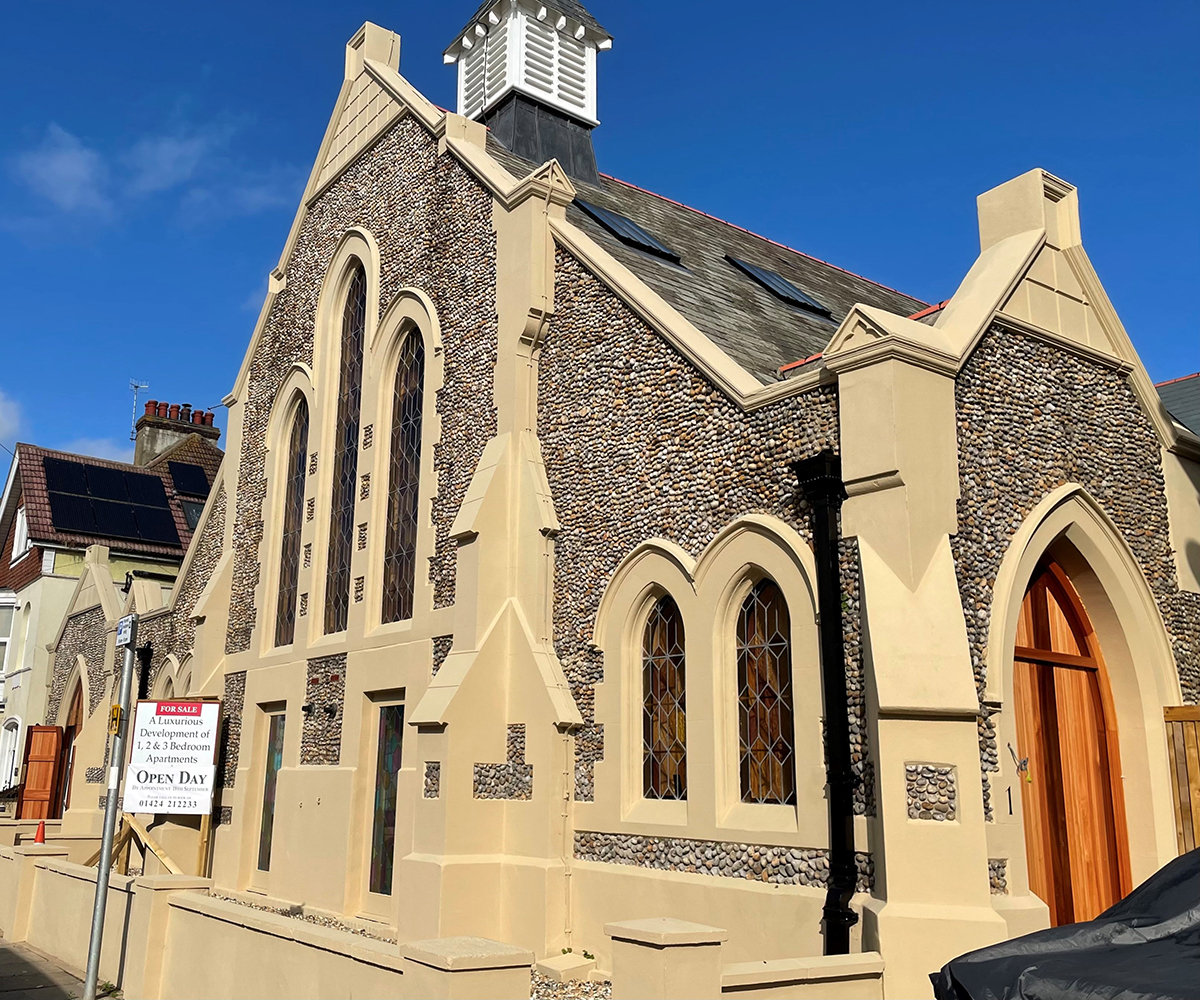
452 3 601 125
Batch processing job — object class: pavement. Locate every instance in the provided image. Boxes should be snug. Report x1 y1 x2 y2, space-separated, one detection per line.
0 941 87 1000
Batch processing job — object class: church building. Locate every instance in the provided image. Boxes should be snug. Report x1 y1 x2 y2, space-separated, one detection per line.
24 4 1200 996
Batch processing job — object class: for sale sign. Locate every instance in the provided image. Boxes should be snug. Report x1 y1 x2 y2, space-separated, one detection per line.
124 700 220 815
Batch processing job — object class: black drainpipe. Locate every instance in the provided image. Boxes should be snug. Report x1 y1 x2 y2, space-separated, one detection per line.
793 449 858 955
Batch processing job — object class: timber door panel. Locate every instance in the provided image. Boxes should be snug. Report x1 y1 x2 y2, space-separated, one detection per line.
17 726 64 820
1165 707 1200 853
1014 561 1130 925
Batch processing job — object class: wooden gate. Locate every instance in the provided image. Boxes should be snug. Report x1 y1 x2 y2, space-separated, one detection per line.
1165 706 1200 854
1013 560 1131 926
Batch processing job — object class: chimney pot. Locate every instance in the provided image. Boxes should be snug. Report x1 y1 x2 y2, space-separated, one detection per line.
157 402 169 417
169 404 180 420
180 404 192 422
204 411 215 427
144 400 157 416
191 410 203 424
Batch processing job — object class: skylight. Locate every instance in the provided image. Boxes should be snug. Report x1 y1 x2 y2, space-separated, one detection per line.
726 256 831 317
575 200 681 263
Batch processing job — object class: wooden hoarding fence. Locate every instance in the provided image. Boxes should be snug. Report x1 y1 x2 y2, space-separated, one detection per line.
1165 706 1200 855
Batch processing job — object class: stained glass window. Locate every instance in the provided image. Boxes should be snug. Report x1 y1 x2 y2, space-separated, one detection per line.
382 333 425 624
275 399 309 647
643 595 686 800
737 579 796 805
369 703 404 895
257 713 286 871
325 263 366 634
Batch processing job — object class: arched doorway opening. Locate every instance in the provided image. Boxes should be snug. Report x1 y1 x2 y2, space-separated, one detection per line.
1013 559 1132 924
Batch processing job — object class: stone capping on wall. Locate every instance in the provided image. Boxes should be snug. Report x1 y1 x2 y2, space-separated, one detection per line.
905 763 957 821
574 830 875 892
473 724 533 800
300 654 346 765
168 892 407 973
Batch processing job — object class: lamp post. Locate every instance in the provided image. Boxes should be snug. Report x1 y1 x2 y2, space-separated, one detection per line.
82 613 137 1000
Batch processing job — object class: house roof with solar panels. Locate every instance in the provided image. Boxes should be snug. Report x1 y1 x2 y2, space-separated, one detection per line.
447 0 927 384
0 402 223 573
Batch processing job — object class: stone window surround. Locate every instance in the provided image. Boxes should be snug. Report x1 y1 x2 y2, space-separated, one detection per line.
584 517 832 849
246 230 447 656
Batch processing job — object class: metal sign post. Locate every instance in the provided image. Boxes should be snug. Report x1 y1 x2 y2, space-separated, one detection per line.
83 613 137 1000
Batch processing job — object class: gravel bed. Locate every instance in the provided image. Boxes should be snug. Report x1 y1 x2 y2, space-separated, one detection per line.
532 971 611 999
208 892 396 943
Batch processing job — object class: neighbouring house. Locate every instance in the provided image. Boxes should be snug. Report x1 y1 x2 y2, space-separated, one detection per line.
22 5 1200 997
1157 372 1200 437
0 402 221 819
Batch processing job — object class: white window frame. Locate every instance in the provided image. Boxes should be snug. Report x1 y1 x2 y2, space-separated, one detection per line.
10 507 30 564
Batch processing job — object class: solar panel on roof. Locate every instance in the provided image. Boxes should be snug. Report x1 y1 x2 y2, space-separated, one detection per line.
168 462 210 498
48 492 97 534
133 507 180 545
125 472 170 508
43 457 89 496
85 464 130 502
91 500 140 540
726 256 832 317
575 200 681 263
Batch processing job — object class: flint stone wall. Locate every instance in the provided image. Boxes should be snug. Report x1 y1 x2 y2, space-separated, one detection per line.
574 830 874 892
48 606 108 724
953 328 1200 818
539 248 873 812
223 116 498 654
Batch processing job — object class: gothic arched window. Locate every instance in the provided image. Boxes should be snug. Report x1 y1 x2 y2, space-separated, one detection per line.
381 332 425 624
643 594 686 800
324 262 366 634
736 578 796 805
275 399 309 647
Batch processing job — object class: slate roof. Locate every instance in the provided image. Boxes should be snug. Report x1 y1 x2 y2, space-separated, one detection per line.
1157 373 1200 436
457 0 608 40
486 138 927 383
3 437 222 560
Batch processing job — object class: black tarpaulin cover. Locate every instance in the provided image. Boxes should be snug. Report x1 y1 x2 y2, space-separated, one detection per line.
932 849 1200 1000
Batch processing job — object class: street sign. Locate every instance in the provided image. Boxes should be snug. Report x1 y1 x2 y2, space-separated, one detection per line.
116 615 135 648
123 700 221 815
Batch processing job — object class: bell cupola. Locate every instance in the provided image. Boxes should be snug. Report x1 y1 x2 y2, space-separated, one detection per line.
444 1 612 183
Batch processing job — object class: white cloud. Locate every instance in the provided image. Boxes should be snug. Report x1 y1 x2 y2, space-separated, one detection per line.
57 437 134 464
123 124 235 196
179 163 305 225
0 390 21 447
14 124 111 214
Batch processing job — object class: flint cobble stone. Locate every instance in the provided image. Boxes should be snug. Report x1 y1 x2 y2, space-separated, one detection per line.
574 831 874 892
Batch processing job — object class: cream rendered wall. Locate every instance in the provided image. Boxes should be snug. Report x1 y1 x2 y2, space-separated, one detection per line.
1 572 75 785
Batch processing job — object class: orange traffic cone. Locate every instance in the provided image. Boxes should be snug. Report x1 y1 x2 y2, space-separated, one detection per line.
34 820 46 844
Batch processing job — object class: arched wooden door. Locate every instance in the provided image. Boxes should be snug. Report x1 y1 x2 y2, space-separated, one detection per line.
1014 560 1131 925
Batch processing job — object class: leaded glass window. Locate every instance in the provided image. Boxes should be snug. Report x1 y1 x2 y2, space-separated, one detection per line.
381 333 425 624
257 713 286 871
275 399 309 647
368 703 404 895
324 262 366 634
643 595 686 800
737 579 795 805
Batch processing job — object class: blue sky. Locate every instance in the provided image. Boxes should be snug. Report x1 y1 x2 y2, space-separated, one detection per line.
1 0 1196 461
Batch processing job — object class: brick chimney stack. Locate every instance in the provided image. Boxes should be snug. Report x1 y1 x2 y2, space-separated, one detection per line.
133 400 220 466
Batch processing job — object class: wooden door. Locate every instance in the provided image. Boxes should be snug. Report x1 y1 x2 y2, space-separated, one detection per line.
1165 706 1200 854
59 685 83 815
1013 561 1131 925
16 726 64 820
